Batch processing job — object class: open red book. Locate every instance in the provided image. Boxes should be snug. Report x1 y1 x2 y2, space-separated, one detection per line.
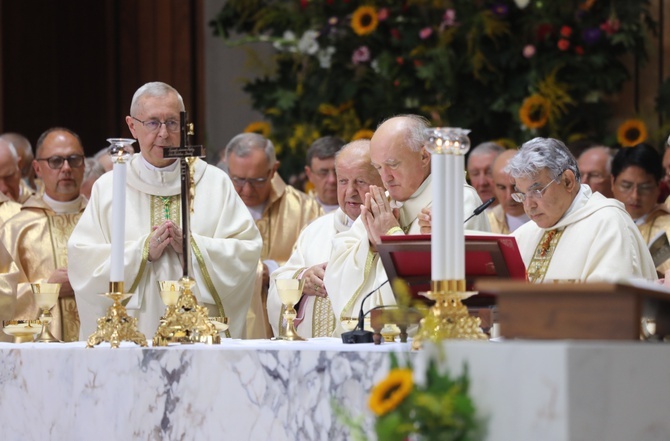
377 234 527 305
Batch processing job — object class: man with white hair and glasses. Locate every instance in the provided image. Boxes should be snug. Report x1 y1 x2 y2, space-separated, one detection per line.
507 137 656 283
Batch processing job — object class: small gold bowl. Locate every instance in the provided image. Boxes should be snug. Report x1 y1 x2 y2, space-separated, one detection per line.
209 316 229 333
3 319 42 343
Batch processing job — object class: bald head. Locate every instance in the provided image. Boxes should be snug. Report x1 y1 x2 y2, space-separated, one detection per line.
577 146 613 197
336 139 384 221
0 133 32 177
492 149 524 217
0 139 21 201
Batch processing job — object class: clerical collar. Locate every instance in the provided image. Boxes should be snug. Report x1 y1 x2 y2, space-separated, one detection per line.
140 154 179 172
634 213 649 226
317 197 338 213
390 175 430 209
247 202 267 220
42 194 83 214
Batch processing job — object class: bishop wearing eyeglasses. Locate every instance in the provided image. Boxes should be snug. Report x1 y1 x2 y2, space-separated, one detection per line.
223 133 322 338
0 127 87 341
68 82 262 340
509 137 656 283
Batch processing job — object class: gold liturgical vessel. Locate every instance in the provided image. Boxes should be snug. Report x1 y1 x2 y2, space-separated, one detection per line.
275 278 305 341
87 138 148 348
152 112 222 345
2 320 41 343
32 282 61 343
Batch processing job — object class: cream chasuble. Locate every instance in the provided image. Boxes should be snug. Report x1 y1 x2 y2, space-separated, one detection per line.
513 184 657 282
324 175 490 336
635 205 670 274
267 209 350 338
68 155 262 340
0 195 86 341
0 192 21 227
0 241 20 341
246 174 323 339
487 204 510 235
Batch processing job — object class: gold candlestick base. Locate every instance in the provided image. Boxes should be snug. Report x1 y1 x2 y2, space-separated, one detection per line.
86 282 148 348
153 276 221 346
412 279 488 350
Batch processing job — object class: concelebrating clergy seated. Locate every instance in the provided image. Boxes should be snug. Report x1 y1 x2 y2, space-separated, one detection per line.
508 137 657 283
67 82 262 340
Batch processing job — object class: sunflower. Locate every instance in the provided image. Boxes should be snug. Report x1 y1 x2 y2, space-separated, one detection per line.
519 94 551 129
369 368 413 416
352 129 375 140
243 121 271 138
617 118 648 147
494 138 518 150
351 6 378 36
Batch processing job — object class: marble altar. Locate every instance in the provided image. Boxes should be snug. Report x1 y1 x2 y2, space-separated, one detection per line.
0 339 669 441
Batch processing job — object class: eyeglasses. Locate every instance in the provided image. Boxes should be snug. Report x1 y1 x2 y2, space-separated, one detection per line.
615 181 656 196
511 177 559 203
131 116 180 133
230 171 271 189
36 154 85 170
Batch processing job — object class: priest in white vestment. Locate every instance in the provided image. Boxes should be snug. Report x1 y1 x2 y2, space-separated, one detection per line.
508 137 656 282
324 115 491 335
68 82 262 339
267 139 384 338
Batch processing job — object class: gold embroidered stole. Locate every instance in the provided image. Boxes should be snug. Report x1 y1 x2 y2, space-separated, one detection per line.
46 212 82 342
527 228 565 283
312 296 336 337
340 251 379 322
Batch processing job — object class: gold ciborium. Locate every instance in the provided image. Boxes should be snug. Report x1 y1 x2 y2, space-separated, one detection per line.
2 319 41 343
276 279 305 341
158 280 182 315
31 282 61 343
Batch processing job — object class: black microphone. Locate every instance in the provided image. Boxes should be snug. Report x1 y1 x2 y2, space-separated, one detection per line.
463 197 495 224
341 279 389 344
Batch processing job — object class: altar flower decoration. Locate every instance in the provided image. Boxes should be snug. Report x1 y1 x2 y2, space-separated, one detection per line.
211 0 655 174
617 119 649 147
243 121 271 138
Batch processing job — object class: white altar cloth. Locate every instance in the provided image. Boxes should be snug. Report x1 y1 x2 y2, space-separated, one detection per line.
0 339 669 441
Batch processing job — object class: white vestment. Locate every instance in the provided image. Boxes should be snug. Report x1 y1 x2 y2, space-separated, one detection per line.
267 208 350 338
68 155 262 339
324 175 490 335
512 184 657 282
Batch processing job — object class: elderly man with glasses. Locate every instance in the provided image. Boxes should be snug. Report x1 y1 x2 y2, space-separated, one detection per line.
69 82 262 340
0 127 87 341
508 137 656 283
224 132 322 338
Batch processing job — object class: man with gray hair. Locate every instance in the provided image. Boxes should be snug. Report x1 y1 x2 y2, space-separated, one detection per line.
225 132 322 338
0 133 39 196
467 141 505 209
69 82 262 340
305 136 345 213
0 138 27 204
577 145 614 198
508 137 656 283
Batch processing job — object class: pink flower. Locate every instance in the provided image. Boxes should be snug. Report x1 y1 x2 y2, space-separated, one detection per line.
352 46 371 64
600 18 620 35
523 44 535 58
419 27 433 40
378 8 389 21
443 9 457 26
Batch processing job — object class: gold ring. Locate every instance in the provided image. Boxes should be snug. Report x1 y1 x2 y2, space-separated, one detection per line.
316 284 319 291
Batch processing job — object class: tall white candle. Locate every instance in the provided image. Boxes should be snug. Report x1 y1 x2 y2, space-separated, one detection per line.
431 153 448 280
454 153 465 280
110 159 126 282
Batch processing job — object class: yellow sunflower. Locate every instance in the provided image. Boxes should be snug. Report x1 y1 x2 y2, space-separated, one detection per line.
369 368 413 416
617 119 648 147
243 121 271 138
494 138 518 150
351 6 379 36
352 129 375 141
519 94 551 129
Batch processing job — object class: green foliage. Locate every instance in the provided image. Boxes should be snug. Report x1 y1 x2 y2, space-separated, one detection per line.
210 0 655 169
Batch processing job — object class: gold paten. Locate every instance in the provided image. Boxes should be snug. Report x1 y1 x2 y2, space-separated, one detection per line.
86 282 148 348
411 279 488 350
153 276 221 346
2 319 42 343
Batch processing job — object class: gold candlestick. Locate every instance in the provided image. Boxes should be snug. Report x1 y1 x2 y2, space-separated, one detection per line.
153 276 221 346
86 282 148 348
411 279 488 350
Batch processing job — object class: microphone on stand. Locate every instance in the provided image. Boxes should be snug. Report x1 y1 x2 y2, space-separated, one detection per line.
341 279 389 344
463 197 495 224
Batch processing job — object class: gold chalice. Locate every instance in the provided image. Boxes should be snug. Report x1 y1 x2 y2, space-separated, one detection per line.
2 319 41 343
275 279 305 341
31 282 61 343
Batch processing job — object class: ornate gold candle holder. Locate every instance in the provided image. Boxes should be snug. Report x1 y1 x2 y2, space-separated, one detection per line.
153 276 221 346
86 282 148 348
411 279 488 350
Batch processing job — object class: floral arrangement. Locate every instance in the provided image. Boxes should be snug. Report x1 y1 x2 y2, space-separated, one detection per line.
338 351 484 441
211 0 655 168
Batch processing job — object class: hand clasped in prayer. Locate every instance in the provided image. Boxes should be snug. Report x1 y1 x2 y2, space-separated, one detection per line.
360 185 401 249
149 220 183 262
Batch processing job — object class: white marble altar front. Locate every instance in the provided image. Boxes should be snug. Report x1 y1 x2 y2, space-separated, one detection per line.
0 339 669 441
